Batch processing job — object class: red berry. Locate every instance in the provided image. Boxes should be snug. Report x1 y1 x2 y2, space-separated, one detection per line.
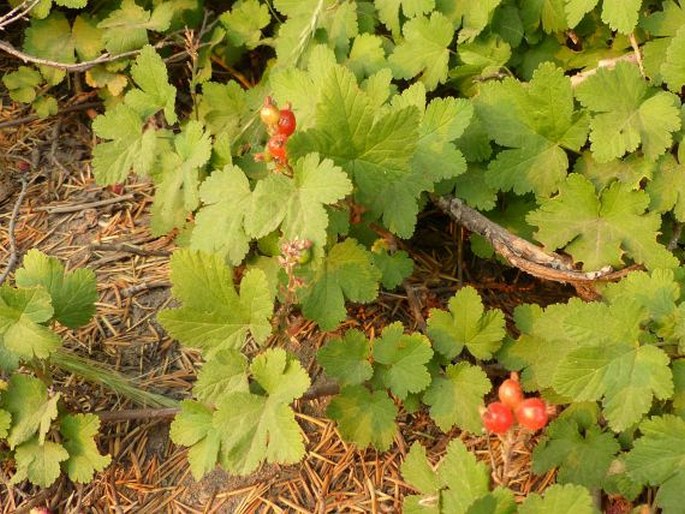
515 398 548 431
267 133 288 163
277 107 296 136
481 402 514 434
498 373 524 409
260 97 281 127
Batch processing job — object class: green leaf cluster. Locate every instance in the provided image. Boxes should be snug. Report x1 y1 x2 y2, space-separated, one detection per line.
169 348 310 478
402 439 599 514
503 268 685 431
0 250 96 367
319 287 500 448
2 375 109 487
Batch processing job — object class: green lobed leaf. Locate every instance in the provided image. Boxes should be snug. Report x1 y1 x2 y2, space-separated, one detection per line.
317 329 373 387
157 249 274 357
600 0 642 34
219 0 270 49
575 61 681 162
564 0 598 28
287 65 422 237
426 286 506 360
456 1 504 43
23 11 75 85
411 95 472 186
299 239 381 331
553 342 673 431
59 414 111 483
72 14 104 61
125 45 177 123
190 165 252 265
372 249 414 290
213 348 310 475
661 26 685 93
372 322 433 399
647 154 685 222
388 12 454 91
15 249 97 329
0 286 60 360
601 268 679 320
150 120 211 235
1 374 59 449
91 103 158 185
518 484 599 514
2 67 42 104
193 349 249 405
503 298 643 391
376 0 436 36
245 153 353 250
11 438 69 488
347 34 388 80
196 81 248 138
527 174 678 271
423 362 491 433
574 151 655 191
520 0 568 34
439 438 498 513
169 400 221 480
626 415 685 514
475 62 589 197
97 0 171 54
532 418 620 489
402 438 498 514
327 385 398 450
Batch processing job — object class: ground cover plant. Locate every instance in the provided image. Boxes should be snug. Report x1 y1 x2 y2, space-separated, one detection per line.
2 0 685 512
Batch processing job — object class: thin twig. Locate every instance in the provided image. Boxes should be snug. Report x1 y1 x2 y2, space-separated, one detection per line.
403 281 426 332
0 39 177 72
120 280 171 297
97 407 180 423
0 176 29 286
35 193 135 214
0 101 101 130
90 242 171 258
0 0 41 30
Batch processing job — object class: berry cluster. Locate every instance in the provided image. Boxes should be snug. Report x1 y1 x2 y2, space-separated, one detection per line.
256 96 297 170
481 372 550 434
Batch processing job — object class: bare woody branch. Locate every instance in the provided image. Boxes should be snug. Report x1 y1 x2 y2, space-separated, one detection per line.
0 0 41 30
432 194 639 286
0 39 178 72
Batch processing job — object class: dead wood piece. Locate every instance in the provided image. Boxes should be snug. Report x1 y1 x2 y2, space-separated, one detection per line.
90 242 171 258
432 194 628 286
36 193 136 214
120 280 171 298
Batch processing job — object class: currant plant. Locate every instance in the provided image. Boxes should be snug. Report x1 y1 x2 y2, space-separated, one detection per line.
6 0 685 510
0 250 110 487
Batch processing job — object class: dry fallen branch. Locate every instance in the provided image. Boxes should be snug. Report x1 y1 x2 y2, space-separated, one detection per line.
0 39 178 72
36 193 136 214
96 380 341 424
432 194 639 286
0 0 41 30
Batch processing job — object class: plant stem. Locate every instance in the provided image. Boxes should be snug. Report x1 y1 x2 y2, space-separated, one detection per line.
51 350 179 409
